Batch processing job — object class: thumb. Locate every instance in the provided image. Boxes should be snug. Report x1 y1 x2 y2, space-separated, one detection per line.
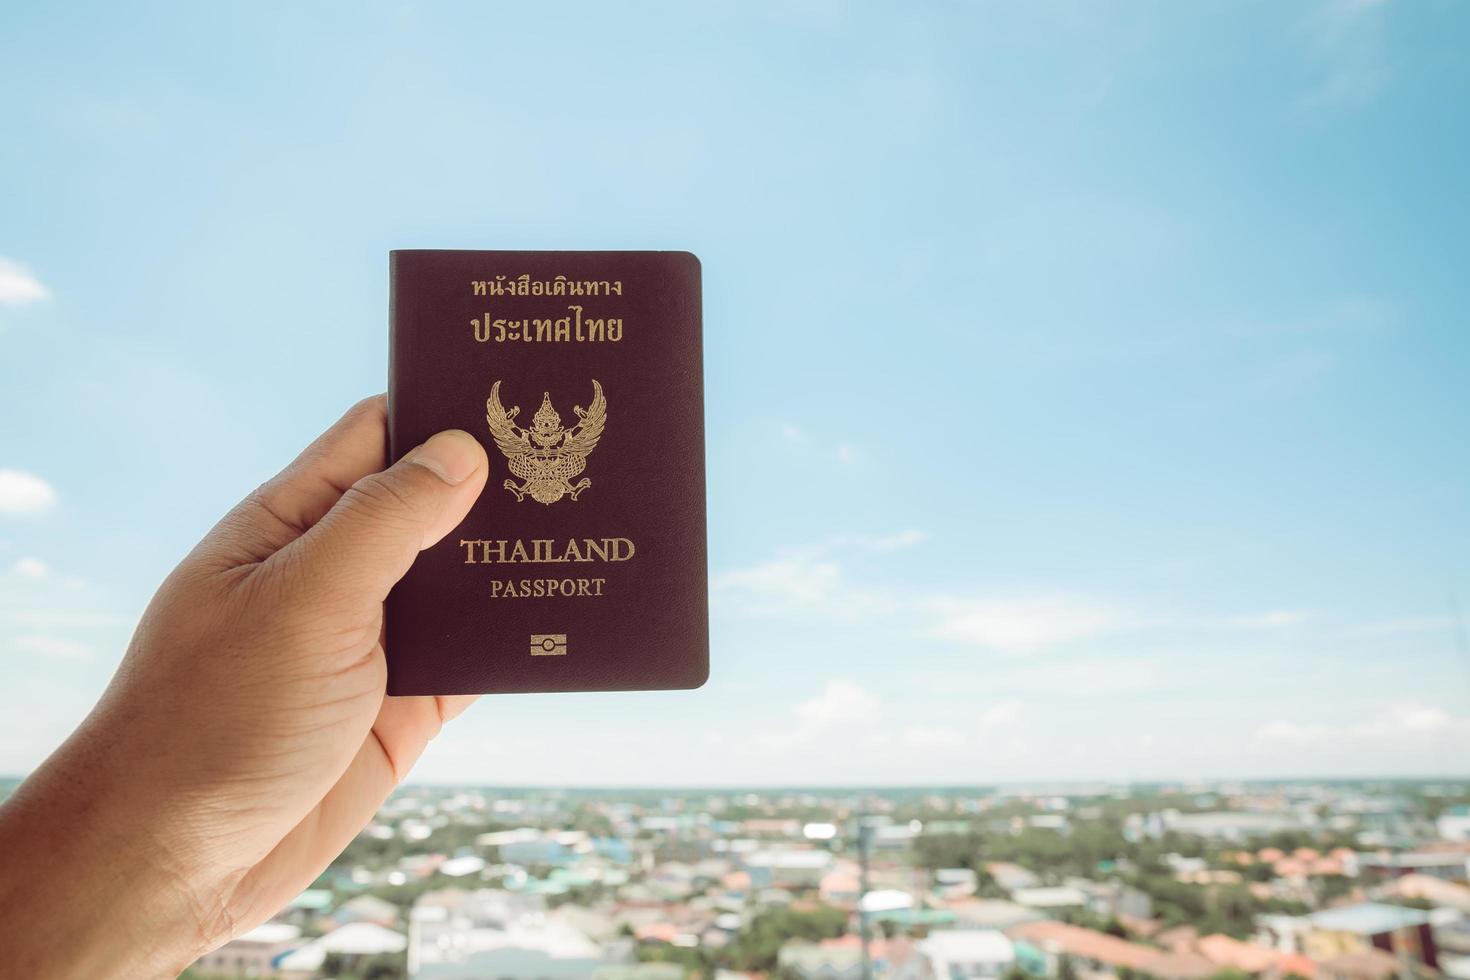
277 429 489 604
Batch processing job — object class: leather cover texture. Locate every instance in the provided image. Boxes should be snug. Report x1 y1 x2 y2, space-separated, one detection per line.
386 250 708 695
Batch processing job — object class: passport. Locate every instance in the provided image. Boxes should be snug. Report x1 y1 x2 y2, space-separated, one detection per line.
385 250 708 695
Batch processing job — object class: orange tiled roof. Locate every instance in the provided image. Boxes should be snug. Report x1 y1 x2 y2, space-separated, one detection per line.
1008 921 1157 971
1195 933 1285 973
1317 949 1400 980
1279 953 1318 978
635 922 679 943
1141 951 1219 980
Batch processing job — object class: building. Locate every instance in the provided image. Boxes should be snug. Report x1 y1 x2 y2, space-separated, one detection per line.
193 922 302 977
945 899 1045 932
934 868 980 899
331 893 402 928
1379 873 1470 914
1359 847 1470 882
1165 811 1311 842
275 922 407 976
917 930 1015 979
1439 807 1470 844
986 862 1041 892
1257 903 1438 971
778 935 922 979
1008 920 1215 980
1011 885 1088 912
408 888 610 979
743 848 833 888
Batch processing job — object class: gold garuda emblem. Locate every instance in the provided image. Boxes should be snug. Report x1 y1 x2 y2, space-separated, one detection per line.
486 380 607 504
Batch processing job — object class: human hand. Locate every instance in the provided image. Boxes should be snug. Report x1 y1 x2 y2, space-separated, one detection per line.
0 396 489 978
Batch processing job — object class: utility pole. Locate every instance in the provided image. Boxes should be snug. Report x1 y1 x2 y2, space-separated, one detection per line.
858 817 874 980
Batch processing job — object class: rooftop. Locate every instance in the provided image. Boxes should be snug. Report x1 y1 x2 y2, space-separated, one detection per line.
1309 902 1430 935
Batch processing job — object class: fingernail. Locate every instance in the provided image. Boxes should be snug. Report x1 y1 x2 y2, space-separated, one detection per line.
408 430 482 485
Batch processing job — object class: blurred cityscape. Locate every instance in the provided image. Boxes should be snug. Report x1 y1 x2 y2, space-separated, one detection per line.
89 779 1470 980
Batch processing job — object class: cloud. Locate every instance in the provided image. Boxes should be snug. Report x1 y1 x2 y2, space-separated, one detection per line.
1345 615 1458 638
0 258 49 306
795 680 880 728
752 681 883 758
861 529 927 551
712 552 844 608
978 701 1022 728
12 557 49 579
923 594 1126 653
716 539 1130 653
778 423 866 466
711 538 906 619
1253 701 1465 745
12 634 93 662
1356 702 1454 736
1253 719 1335 744
1226 610 1313 629
0 470 58 515
903 725 966 751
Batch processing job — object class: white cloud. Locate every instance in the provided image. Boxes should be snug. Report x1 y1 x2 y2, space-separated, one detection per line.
777 423 864 466
12 557 49 579
1227 610 1313 629
1253 719 1335 744
795 680 879 728
712 552 843 608
1346 615 1457 638
0 470 58 514
978 701 1022 728
12 634 93 662
0 257 49 306
711 539 907 620
859 529 927 551
751 680 883 760
1253 701 1465 745
717 540 1130 651
903 725 966 751
924 594 1126 653
1356 702 1453 736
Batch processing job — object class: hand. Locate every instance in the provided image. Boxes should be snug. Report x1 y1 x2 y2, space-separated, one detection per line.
0 396 489 978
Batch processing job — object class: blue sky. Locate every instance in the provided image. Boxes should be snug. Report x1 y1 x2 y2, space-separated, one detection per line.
1 1 1468 785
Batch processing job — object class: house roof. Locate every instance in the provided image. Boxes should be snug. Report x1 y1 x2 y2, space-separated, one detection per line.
1157 925 1199 950
1141 951 1219 980
1011 886 1087 908
1195 933 1286 973
1309 902 1430 935
317 921 407 954
1008 920 1158 971
920 930 1015 962
235 921 301 945
275 921 407 972
1383 873 1470 913
1318 949 1402 980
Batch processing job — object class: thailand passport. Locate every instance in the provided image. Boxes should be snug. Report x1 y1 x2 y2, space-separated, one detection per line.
385 250 708 695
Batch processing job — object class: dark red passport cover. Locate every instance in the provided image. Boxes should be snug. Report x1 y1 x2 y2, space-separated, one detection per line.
386 250 708 695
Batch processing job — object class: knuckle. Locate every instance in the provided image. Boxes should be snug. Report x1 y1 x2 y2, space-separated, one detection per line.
346 394 388 425
343 471 423 522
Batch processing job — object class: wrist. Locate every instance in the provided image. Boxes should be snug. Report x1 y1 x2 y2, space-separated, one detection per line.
0 721 218 978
